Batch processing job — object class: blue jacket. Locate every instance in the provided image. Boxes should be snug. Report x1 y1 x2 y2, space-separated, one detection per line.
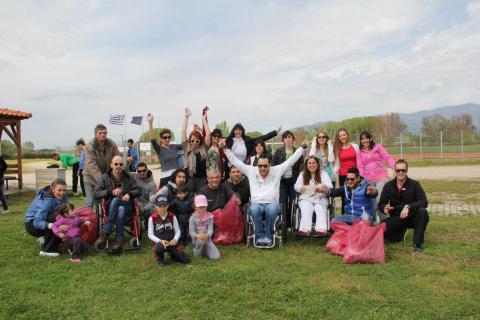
126 147 139 171
330 177 376 217
24 186 68 230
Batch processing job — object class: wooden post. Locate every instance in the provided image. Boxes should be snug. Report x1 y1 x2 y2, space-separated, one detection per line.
16 120 23 189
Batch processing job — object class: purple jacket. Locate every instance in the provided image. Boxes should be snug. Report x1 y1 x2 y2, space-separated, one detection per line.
52 215 85 241
356 144 395 181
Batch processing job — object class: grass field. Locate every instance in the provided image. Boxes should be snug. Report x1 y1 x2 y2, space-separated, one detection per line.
387 144 480 155
1 180 479 319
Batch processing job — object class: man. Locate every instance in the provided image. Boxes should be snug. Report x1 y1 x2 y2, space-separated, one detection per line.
273 130 304 228
126 138 139 172
131 162 157 226
226 165 250 213
94 156 141 254
220 138 307 247
52 152 80 194
326 167 377 225
83 124 121 207
151 168 188 205
378 159 429 254
199 169 238 212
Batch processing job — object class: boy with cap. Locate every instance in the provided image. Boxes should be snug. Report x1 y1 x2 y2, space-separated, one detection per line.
188 195 220 260
148 195 190 266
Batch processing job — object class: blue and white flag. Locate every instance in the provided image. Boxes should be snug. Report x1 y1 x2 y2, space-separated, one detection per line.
131 116 143 126
109 115 125 125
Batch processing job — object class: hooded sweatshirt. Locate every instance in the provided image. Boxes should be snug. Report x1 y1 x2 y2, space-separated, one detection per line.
24 186 68 230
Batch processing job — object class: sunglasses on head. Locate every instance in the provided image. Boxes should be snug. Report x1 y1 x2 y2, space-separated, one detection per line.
162 136 171 140
113 163 123 167
137 169 146 173
395 169 407 173
190 139 201 144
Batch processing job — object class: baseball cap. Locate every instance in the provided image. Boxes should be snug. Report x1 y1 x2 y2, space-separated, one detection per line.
194 195 208 207
154 195 169 206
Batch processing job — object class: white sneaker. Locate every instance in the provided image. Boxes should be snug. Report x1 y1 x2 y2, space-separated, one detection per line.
37 236 45 246
2 210 8 215
39 251 60 257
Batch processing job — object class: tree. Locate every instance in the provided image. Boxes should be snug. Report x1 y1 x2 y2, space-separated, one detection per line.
0 140 16 159
138 128 175 143
215 121 230 137
245 131 263 139
373 113 407 145
23 141 35 151
421 114 450 144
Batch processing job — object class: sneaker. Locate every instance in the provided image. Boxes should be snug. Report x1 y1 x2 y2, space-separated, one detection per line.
264 238 273 246
314 230 328 236
413 245 423 254
70 258 81 263
296 230 310 237
255 237 266 246
39 251 60 257
110 240 123 254
157 258 166 266
94 231 109 249
2 209 8 215
37 236 45 246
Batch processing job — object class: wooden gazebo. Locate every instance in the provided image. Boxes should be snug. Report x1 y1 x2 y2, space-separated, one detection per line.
0 108 32 189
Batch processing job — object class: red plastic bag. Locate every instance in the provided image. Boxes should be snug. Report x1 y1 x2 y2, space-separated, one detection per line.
75 207 98 245
343 221 386 264
326 221 352 256
211 195 244 245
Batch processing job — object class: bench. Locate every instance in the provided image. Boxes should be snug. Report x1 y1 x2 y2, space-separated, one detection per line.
4 164 19 190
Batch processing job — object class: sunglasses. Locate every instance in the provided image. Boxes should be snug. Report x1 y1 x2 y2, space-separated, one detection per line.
317 136 328 139
162 136 171 140
258 164 269 168
113 163 123 167
190 140 201 144
137 169 146 173
395 169 407 173
346 177 356 182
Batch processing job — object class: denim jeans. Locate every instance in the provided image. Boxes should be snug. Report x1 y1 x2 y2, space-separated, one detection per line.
84 182 95 208
103 198 127 241
249 203 281 241
333 212 370 225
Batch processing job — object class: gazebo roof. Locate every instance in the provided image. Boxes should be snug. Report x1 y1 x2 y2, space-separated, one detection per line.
0 108 32 120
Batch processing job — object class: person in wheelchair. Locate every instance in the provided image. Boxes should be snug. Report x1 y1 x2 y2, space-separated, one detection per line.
220 138 307 247
321 167 377 225
294 156 333 236
94 156 142 254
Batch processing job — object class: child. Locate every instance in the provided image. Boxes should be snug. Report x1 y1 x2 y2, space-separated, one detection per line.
189 195 220 260
170 184 194 246
148 195 190 266
51 203 90 263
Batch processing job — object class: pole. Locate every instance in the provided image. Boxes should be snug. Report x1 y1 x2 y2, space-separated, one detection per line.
400 132 403 159
420 132 423 159
440 131 443 159
461 130 464 160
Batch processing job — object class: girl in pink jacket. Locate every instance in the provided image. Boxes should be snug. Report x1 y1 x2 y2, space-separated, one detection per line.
356 131 395 210
52 203 90 263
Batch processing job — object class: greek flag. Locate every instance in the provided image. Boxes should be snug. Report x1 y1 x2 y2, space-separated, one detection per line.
109 115 125 125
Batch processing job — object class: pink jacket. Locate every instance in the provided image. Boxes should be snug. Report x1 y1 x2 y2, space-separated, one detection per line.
52 215 85 241
356 144 395 181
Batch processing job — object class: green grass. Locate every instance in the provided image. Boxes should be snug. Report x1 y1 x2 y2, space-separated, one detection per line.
387 144 480 154
1 182 480 320
408 158 480 167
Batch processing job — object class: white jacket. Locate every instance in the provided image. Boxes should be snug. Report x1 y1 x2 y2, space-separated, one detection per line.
225 147 305 204
294 170 333 203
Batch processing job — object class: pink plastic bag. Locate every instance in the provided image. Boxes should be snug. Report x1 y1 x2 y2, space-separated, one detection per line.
326 221 352 256
343 221 386 264
211 195 244 245
75 207 98 245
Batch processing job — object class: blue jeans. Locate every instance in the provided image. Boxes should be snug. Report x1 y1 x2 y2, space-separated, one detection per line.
249 203 281 241
103 198 127 241
333 212 370 225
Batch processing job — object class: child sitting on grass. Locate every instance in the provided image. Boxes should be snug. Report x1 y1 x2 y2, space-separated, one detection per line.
148 195 190 266
170 184 194 246
189 195 220 260
52 203 90 263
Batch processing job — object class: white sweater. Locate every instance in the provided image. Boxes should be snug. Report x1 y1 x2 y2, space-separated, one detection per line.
294 170 333 203
225 147 305 204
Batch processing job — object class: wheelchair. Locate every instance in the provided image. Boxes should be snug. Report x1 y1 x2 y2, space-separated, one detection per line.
290 193 336 239
94 198 142 251
245 203 287 249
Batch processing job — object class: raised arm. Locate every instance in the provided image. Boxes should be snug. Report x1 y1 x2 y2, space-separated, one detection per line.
147 113 155 141
309 136 317 156
182 108 192 144
202 107 211 147
275 143 307 176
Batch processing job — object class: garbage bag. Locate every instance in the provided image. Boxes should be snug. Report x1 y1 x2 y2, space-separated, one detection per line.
75 207 98 245
343 220 386 264
211 195 244 245
326 220 351 256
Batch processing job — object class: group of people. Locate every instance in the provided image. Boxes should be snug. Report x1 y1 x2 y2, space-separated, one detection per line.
23 107 430 266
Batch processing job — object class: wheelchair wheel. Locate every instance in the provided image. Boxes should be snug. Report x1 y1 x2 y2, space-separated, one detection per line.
129 237 141 249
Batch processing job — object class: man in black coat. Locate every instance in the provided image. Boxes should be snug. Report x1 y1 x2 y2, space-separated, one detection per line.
378 159 429 254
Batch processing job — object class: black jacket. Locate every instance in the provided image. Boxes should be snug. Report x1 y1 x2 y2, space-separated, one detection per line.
226 177 250 206
378 177 428 217
94 169 142 209
0 156 7 178
272 146 304 180
226 130 278 159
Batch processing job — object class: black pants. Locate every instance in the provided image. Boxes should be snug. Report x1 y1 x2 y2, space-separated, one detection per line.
384 208 429 246
176 214 191 245
339 175 346 214
280 177 296 228
64 237 88 259
25 212 61 253
72 162 79 193
79 169 86 197
154 243 190 264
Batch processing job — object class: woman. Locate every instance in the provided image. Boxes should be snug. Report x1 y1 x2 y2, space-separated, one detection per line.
309 131 335 180
182 107 211 193
147 113 183 188
357 131 395 209
333 128 359 214
248 139 268 166
294 156 332 236
24 178 69 256
76 139 86 197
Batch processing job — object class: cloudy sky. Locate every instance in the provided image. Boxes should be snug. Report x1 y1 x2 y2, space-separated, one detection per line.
0 0 479 148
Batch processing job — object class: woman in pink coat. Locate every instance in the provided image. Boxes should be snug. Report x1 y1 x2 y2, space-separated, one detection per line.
356 131 395 210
